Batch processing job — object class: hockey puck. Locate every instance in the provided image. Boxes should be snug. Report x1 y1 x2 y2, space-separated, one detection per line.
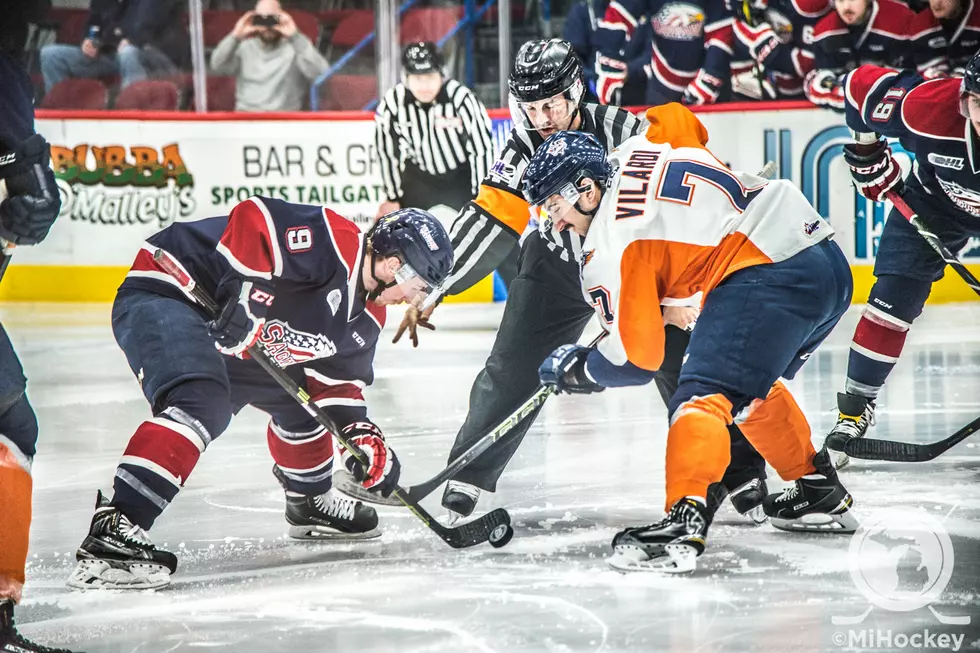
488 524 514 548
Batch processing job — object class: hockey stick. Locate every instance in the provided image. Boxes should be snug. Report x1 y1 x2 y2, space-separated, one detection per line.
152 248 513 549
825 192 980 462
336 383 556 507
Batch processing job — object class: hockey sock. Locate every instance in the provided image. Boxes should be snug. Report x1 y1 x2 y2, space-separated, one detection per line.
112 414 208 530
267 421 334 496
665 393 732 512
845 274 930 398
0 437 32 603
735 381 816 481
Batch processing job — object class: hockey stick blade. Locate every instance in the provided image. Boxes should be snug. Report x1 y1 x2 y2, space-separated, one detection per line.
336 384 555 507
152 248 512 549
830 414 980 462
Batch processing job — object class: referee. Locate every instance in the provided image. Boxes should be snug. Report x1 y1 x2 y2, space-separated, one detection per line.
374 42 493 219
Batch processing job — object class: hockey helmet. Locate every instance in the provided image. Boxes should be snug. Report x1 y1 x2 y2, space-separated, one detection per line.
508 39 585 132
960 49 980 119
370 208 453 304
523 131 613 225
402 42 443 75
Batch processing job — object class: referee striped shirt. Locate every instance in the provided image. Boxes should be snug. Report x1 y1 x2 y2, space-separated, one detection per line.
443 103 646 296
375 79 494 202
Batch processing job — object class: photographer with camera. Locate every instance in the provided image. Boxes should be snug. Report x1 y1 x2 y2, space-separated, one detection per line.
210 0 327 112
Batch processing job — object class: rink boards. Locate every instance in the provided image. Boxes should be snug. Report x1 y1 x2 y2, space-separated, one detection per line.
3 101 979 303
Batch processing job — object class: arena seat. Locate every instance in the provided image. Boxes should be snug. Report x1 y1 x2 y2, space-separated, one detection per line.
113 80 181 111
400 7 463 44
318 74 376 111
40 79 108 110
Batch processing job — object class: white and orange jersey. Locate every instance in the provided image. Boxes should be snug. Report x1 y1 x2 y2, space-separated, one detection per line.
583 104 833 372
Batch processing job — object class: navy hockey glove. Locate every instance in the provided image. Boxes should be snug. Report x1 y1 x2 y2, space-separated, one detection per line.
595 54 628 105
843 139 904 203
682 70 724 106
0 134 61 247
208 274 275 356
340 422 401 497
539 344 605 395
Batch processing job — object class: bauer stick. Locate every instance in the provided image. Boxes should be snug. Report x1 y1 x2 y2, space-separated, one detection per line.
825 191 980 462
152 248 514 549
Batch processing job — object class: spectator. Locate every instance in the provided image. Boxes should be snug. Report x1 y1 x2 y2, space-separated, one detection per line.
39 0 187 93
374 42 493 219
909 0 980 78
564 0 652 106
729 0 831 100
805 0 915 110
593 0 735 106
210 0 327 112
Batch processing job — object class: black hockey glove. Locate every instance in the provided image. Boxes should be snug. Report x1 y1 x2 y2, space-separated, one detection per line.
842 139 904 203
207 274 275 357
340 422 401 498
538 344 605 395
0 134 61 247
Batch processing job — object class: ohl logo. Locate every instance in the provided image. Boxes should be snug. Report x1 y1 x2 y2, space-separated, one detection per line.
49 142 197 229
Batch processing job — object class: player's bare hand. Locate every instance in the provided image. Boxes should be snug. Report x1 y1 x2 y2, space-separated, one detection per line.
81 38 99 57
663 305 699 331
232 11 259 40
275 11 298 38
376 201 401 220
392 304 436 347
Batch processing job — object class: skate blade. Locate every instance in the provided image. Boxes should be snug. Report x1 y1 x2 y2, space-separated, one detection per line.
606 543 698 574
770 497 859 534
287 524 381 541
741 505 769 525
66 558 171 590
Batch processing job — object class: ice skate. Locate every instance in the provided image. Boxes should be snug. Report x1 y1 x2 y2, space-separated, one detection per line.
441 480 481 525
0 599 82 653
67 491 177 590
285 491 380 540
729 478 769 524
763 449 859 533
606 497 710 573
826 392 876 469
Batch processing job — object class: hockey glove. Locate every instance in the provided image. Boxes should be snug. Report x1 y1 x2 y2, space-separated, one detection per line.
0 134 61 247
803 70 845 111
538 344 605 395
682 70 724 106
207 274 275 357
842 139 904 203
595 54 628 105
340 421 401 497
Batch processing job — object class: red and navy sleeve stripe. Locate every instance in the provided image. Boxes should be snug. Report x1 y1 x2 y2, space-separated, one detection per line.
216 197 284 281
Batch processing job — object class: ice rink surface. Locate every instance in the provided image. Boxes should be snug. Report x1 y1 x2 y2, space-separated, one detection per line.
4 301 980 653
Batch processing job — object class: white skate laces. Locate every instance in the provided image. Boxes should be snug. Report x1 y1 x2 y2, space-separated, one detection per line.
776 483 800 502
316 493 357 521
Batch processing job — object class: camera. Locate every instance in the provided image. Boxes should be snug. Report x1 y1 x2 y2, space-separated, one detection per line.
251 14 280 27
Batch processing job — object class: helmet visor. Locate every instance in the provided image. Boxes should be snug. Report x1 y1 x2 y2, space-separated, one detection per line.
508 79 584 131
394 260 434 308
531 181 581 227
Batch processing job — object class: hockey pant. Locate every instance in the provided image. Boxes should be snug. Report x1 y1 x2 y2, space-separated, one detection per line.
844 199 980 398
110 289 341 530
665 238 853 511
0 323 38 603
445 232 766 493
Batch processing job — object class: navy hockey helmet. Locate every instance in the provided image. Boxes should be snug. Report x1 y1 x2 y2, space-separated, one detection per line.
370 208 453 291
508 39 585 131
402 42 443 75
523 131 613 223
959 49 980 119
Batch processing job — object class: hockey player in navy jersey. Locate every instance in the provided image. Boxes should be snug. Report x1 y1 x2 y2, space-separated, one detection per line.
805 0 916 109
594 0 735 105
826 52 980 466
728 0 831 100
67 201 452 590
909 0 980 78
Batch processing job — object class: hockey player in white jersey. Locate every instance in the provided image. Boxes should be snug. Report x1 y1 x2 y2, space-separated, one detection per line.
525 103 857 572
